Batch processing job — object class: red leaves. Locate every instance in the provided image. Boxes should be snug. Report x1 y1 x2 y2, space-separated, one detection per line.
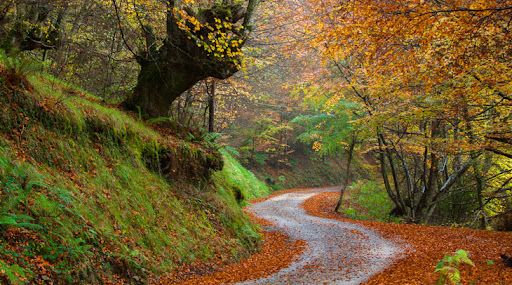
154 213 305 285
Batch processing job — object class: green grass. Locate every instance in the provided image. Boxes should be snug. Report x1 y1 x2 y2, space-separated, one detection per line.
214 149 270 202
342 180 398 222
0 52 267 283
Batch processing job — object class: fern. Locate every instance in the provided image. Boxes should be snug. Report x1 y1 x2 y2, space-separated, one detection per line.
202 132 222 148
203 132 221 143
435 250 475 285
0 213 43 231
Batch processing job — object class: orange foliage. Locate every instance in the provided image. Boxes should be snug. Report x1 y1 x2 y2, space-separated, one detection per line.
304 192 512 284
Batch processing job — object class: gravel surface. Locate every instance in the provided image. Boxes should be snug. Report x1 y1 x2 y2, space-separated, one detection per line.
239 188 402 285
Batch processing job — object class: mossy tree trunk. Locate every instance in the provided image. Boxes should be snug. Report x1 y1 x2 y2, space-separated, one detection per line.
123 0 260 118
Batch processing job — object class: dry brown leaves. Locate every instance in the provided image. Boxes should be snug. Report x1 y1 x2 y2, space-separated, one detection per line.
303 192 512 285
154 212 306 285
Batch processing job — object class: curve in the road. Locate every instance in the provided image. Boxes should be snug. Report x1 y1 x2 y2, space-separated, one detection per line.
239 188 402 285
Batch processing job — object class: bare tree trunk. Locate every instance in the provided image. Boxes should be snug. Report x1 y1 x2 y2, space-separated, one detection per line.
208 80 216 133
379 134 407 214
335 135 356 212
378 136 399 209
472 158 487 229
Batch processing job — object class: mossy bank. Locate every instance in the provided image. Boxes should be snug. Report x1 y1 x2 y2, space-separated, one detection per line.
0 52 270 284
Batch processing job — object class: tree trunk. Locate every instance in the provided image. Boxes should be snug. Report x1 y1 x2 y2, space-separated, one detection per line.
335 135 356 212
379 134 407 214
126 47 206 117
123 1 258 118
208 80 216 133
472 158 487 229
378 136 399 210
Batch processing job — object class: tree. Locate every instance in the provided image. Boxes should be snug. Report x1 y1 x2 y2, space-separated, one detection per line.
207 79 216 133
0 0 67 52
292 91 359 212
121 0 261 117
304 0 512 224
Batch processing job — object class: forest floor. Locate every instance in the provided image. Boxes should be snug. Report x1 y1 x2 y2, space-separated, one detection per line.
159 188 512 284
304 192 512 284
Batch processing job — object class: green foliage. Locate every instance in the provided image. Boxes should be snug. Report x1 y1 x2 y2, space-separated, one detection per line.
209 148 272 253
342 180 397 222
212 184 261 251
292 99 356 157
214 149 270 202
223 145 240 157
254 152 268 166
0 214 42 231
202 132 222 148
0 50 45 77
0 148 96 281
0 53 268 283
238 116 293 167
435 250 475 285
0 260 31 285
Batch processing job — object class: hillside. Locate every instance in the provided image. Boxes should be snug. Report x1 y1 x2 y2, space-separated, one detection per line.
1 0 511 284
0 54 269 284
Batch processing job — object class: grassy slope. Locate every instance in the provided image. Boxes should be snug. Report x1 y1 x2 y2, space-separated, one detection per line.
0 54 269 284
248 156 346 191
214 149 270 201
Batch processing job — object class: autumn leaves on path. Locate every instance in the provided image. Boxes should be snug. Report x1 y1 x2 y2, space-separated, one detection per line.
160 188 401 284
304 192 512 284
164 188 512 284
241 189 401 284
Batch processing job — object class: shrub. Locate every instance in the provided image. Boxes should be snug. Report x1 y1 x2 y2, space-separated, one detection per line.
435 249 475 285
342 180 396 222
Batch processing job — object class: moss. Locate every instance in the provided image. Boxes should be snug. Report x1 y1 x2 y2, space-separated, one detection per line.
0 52 269 283
214 149 270 202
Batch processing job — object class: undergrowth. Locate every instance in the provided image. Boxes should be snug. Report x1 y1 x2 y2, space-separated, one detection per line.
342 180 398 222
0 52 267 283
214 149 270 203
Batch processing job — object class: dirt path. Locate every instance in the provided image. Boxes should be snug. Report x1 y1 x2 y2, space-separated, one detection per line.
304 191 512 284
239 188 402 284
161 188 512 284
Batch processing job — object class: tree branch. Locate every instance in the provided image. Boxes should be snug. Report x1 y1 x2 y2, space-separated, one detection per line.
111 0 138 59
419 6 512 16
485 147 512 159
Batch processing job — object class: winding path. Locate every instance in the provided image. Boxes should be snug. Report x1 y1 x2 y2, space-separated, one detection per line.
240 188 402 285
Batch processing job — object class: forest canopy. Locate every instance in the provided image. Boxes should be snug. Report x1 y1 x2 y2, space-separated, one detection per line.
299 0 512 224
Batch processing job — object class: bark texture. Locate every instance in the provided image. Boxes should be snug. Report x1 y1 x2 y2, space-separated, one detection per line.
124 0 259 117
